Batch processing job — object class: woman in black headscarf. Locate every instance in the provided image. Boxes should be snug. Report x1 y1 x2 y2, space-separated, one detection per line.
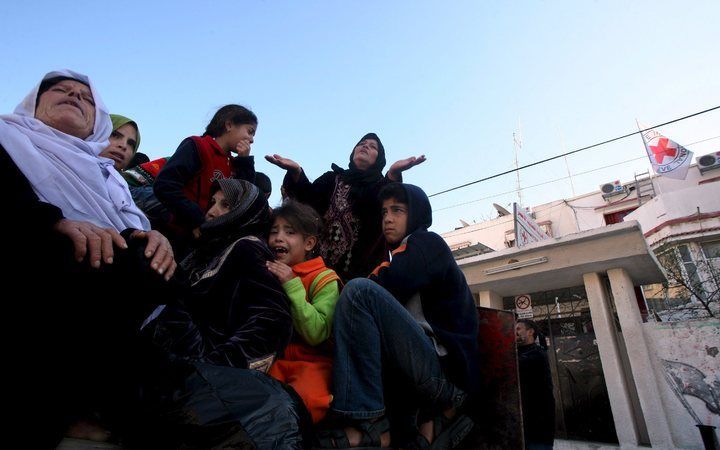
147 178 292 371
266 133 425 281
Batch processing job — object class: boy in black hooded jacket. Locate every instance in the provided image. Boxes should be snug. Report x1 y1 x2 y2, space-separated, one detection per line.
320 183 479 449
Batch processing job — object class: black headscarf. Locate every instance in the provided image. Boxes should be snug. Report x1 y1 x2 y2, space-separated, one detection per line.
331 133 386 198
181 179 270 275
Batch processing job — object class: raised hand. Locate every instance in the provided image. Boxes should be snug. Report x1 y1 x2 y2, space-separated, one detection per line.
265 154 302 182
266 260 295 284
234 140 252 157
387 155 427 181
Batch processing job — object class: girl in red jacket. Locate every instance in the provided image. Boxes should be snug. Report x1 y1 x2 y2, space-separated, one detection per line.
153 105 258 244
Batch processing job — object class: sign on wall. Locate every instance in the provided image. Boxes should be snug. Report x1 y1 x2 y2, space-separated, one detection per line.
515 294 534 319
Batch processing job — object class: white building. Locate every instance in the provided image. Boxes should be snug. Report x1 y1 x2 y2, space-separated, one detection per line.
441 156 720 449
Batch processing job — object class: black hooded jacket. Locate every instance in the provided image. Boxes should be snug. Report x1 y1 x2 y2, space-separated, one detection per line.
369 183 480 392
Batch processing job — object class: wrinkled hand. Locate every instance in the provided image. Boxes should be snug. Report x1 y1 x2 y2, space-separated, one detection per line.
54 219 127 268
387 155 427 181
265 154 302 181
266 260 295 284
233 140 252 157
130 230 177 281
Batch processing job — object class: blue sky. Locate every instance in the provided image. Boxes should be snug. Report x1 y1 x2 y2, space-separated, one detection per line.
2 0 718 232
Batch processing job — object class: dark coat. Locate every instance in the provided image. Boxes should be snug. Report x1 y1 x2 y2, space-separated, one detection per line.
518 343 556 445
282 133 394 281
149 180 292 370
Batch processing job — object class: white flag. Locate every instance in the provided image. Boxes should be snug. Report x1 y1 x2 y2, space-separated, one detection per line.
639 125 693 180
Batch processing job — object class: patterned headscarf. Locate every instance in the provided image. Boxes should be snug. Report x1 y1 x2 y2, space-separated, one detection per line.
200 178 270 242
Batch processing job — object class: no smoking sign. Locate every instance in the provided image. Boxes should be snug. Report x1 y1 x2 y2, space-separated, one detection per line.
515 294 534 319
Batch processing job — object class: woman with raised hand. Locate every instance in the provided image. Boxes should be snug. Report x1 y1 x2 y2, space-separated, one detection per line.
266 133 425 281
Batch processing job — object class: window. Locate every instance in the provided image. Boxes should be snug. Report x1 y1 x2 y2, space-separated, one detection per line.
677 244 707 301
603 207 637 225
701 241 720 272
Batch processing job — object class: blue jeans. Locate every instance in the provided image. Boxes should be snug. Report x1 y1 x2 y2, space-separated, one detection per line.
330 278 464 420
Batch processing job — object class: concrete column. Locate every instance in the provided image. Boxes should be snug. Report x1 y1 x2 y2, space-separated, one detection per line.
478 290 504 309
607 268 674 448
582 272 640 446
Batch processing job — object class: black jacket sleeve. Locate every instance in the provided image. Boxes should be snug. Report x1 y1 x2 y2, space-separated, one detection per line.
231 155 255 183
1 145 64 234
282 169 336 216
153 138 205 229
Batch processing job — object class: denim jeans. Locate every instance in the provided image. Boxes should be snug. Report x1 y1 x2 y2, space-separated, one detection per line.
330 278 464 420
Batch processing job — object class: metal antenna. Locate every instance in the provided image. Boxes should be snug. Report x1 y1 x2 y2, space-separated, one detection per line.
513 121 523 206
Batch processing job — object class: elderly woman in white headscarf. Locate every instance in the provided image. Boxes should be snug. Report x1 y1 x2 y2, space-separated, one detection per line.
0 69 176 275
0 70 178 448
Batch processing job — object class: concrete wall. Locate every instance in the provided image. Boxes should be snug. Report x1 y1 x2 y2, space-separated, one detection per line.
626 182 720 247
644 318 720 449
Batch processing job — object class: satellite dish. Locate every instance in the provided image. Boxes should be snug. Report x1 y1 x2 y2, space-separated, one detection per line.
493 203 511 216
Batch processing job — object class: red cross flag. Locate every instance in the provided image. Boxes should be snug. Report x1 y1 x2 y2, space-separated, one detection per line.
638 123 693 180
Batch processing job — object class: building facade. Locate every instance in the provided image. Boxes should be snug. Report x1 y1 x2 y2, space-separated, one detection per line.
441 161 720 449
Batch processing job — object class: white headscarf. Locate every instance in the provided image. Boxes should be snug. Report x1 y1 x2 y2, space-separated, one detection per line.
0 69 150 231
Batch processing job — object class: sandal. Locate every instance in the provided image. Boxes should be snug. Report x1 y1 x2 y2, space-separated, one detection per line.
407 413 474 450
314 416 391 449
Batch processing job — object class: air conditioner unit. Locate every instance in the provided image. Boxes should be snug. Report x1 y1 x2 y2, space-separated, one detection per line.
600 180 627 198
697 151 720 174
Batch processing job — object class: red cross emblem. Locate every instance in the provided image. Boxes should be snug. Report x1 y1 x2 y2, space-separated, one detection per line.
649 137 678 164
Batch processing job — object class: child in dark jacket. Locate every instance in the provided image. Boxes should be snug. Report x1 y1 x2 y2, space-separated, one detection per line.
266 200 341 424
153 105 258 240
318 182 479 450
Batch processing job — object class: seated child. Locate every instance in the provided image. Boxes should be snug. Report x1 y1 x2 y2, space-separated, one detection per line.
318 182 479 449
266 200 341 424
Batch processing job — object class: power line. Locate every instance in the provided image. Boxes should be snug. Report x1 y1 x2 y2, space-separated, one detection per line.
428 105 720 198
433 156 645 212
433 134 720 214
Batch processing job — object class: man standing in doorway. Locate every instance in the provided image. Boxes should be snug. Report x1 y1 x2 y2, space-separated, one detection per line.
516 319 556 450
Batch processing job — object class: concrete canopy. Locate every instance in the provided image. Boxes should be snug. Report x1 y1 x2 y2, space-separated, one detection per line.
458 221 666 297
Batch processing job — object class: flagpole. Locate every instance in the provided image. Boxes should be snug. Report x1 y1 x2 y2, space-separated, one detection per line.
637 118 663 196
